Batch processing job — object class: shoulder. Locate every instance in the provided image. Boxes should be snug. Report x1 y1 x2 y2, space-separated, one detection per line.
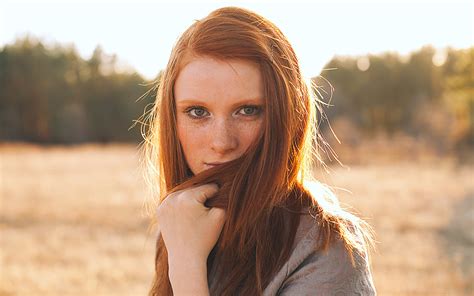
264 209 377 296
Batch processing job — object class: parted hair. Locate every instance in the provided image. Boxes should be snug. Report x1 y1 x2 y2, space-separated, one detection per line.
142 6 373 296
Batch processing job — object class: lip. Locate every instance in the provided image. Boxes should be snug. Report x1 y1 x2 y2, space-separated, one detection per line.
205 162 227 166
204 161 234 168
204 162 225 168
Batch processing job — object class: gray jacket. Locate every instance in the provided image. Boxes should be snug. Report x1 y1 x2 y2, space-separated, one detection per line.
209 213 376 295
263 214 376 295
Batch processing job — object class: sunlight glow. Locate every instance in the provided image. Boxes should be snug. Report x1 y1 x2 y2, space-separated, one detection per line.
432 49 448 67
0 1 472 80
357 57 371 72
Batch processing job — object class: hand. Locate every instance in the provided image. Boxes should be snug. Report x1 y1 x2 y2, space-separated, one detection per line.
156 183 226 263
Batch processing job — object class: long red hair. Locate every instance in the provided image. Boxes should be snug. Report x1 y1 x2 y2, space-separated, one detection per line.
142 6 373 295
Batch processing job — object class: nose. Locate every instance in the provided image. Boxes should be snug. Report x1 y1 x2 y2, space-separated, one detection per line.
210 118 238 155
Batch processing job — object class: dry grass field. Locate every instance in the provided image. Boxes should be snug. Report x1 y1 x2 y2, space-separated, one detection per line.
1 144 473 295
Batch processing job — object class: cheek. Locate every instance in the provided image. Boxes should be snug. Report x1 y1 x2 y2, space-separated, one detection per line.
237 119 264 147
177 120 208 155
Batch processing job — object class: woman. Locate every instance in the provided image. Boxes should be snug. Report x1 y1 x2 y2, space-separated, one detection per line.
142 6 376 295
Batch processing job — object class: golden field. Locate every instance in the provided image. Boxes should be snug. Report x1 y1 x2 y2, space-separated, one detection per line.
0 144 473 295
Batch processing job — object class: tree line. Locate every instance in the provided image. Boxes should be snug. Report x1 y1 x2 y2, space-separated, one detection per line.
317 46 472 153
0 36 155 144
0 36 472 153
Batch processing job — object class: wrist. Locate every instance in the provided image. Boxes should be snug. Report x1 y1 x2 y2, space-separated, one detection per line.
168 257 207 278
168 257 209 295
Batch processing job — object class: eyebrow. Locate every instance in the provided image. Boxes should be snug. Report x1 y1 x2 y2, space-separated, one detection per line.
176 98 265 108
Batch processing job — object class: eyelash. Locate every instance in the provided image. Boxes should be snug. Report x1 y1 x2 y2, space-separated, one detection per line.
184 105 263 120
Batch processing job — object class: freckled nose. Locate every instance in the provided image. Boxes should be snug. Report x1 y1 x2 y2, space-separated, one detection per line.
211 119 238 154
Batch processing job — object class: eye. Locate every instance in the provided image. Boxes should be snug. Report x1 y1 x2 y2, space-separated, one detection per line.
185 107 209 119
237 105 262 116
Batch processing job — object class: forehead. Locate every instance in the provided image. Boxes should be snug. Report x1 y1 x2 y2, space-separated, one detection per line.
174 56 264 104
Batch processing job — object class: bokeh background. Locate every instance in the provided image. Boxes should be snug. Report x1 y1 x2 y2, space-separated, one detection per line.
0 0 473 295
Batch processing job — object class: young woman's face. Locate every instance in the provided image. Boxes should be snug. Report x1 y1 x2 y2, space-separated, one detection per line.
174 56 265 175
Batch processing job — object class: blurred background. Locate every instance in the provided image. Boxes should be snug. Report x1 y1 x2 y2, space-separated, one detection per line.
0 0 472 295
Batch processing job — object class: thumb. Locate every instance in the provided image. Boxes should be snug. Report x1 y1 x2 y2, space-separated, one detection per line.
192 183 219 204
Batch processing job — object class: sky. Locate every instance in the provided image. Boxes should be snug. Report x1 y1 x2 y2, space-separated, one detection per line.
0 0 472 80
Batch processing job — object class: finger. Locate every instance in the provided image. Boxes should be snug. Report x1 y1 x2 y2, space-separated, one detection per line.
191 183 219 204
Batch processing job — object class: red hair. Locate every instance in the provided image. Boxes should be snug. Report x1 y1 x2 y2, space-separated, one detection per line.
142 6 374 295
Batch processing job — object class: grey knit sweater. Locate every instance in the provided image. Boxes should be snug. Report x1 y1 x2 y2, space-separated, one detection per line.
209 213 376 295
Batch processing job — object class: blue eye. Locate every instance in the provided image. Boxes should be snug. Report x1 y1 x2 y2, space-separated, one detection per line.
186 107 209 119
238 106 261 116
